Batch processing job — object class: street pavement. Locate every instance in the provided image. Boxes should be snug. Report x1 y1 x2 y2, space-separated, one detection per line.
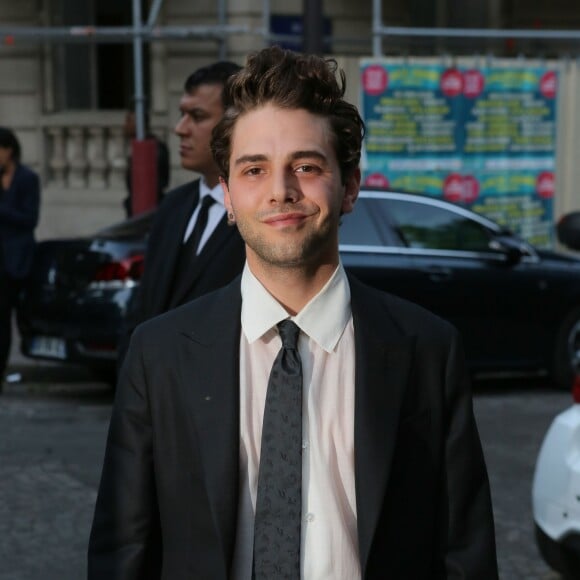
474 379 566 580
0 365 110 580
0 360 570 579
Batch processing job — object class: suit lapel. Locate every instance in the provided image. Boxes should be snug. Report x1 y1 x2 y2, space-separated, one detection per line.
350 278 415 576
157 183 200 312
171 215 236 306
177 280 243 564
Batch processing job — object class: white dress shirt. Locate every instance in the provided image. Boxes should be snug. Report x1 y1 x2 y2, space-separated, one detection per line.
231 262 361 580
182 177 226 254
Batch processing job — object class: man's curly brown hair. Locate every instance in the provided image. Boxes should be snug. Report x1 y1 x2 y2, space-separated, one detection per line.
211 46 365 184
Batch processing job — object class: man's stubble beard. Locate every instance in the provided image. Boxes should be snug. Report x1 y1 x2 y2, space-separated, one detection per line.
236 214 339 270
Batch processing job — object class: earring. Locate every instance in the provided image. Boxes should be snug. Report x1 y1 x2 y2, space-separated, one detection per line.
227 211 236 225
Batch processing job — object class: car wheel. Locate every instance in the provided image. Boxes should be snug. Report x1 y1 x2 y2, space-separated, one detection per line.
553 307 580 390
536 524 580 579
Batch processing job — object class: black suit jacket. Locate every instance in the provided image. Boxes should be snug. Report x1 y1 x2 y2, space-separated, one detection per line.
119 179 245 364
89 275 498 579
0 164 40 279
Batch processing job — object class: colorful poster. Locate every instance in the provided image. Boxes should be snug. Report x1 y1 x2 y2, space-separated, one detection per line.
360 61 558 247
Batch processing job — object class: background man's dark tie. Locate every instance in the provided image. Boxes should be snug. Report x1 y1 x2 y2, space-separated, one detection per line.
187 194 216 255
169 195 216 309
254 320 303 579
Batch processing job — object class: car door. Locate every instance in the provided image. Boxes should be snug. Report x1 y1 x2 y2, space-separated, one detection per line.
340 192 550 372
377 195 550 370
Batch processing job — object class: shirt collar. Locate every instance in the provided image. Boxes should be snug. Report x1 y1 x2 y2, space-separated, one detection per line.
240 262 351 353
199 177 225 207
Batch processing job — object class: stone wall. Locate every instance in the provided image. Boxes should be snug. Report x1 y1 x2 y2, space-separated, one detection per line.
2 0 580 240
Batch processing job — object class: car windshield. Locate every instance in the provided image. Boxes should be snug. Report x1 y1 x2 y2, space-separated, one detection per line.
384 198 493 251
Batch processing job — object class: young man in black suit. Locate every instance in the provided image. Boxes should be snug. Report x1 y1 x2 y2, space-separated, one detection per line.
90 47 498 579
119 62 246 365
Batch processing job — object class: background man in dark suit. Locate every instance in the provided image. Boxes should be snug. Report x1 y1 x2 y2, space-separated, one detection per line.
90 47 497 579
0 127 40 389
119 61 245 365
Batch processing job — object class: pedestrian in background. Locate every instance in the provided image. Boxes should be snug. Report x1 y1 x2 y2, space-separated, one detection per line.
0 127 40 390
117 61 246 368
89 47 497 579
122 108 170 218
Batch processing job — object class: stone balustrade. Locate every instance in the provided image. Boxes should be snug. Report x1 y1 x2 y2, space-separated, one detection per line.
41 111 167 190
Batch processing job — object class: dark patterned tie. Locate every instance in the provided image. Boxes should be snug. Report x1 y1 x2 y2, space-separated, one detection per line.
254 320 303 579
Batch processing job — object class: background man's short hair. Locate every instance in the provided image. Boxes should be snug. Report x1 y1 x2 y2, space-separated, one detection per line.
184 61 243 98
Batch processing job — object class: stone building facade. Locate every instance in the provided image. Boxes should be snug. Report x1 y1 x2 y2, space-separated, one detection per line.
1 0 580 238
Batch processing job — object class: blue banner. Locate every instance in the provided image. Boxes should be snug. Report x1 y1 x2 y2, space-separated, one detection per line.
360 61 558 247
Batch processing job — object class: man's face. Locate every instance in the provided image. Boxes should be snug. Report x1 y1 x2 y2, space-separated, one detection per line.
174 83 224 179
221 104 359 271
0 146 13 170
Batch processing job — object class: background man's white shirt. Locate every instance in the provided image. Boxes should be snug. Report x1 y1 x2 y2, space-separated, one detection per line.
182 177 226 254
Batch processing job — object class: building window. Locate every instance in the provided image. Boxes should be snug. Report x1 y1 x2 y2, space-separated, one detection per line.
50 0 147 110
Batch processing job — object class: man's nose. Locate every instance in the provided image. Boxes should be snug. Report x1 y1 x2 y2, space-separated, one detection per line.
174 115 189 136
270 170 300 204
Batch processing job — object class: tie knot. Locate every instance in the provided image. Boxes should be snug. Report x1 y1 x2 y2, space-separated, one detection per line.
277 320 300 350
200 195 216 210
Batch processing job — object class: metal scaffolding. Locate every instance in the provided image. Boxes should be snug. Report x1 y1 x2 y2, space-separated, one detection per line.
2 0 580 128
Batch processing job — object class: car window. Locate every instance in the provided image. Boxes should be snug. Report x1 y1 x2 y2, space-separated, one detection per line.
384 198 492 251
339 198 403 247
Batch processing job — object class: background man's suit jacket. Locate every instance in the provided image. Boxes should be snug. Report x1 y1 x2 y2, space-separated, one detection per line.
0 164 40 279
119 179 245 364
89 275 498 580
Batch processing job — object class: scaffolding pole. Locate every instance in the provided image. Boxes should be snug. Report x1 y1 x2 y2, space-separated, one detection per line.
262 0 271 46
146 0 164 28
132 0 146 140
2 22 580 52
376 26 580 42
0 24 250 43
217 0 227 59
373 0 382 57
304 0 324 54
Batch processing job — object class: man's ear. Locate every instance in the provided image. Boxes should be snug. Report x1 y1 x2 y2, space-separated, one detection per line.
220 176 231 212
341 168 361 215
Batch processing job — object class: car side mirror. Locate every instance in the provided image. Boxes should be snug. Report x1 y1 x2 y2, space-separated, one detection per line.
557 211 580 251
488 236 524 266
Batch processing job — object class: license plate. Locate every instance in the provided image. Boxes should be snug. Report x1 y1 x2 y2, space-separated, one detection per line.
29 336 67 360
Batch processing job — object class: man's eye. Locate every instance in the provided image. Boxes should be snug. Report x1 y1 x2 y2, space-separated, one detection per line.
244 167 262 176
181 110 208 122
296 165 316 174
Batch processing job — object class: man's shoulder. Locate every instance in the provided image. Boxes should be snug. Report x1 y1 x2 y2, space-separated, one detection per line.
147 179 199 232
133 276 242 342
348 274 456 338
159 180 199 208
15 164 39 185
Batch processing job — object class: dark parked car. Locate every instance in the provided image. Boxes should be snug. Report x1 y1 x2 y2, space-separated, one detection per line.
16 190 580 388
17 211 153 382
